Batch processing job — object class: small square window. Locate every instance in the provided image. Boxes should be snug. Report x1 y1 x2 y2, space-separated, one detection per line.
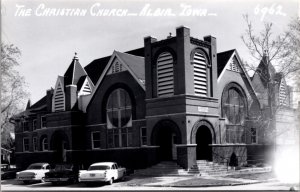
92 132 101 149
23 138 30 152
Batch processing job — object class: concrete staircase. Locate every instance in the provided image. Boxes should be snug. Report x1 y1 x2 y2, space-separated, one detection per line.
133 161 190 176
188 160 233 176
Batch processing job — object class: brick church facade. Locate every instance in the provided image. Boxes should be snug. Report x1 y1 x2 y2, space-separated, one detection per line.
12 26 297 170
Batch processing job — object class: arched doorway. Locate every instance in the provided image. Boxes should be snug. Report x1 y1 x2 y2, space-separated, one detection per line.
151 120 181 161
196 126 212 161
50 131 70 163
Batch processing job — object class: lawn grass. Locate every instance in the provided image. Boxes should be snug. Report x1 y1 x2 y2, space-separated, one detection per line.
124 176 160 186
171 178 243 187
225 171 276 180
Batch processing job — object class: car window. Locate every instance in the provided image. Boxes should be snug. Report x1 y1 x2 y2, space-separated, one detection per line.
27 164 43 170
88 165 110 171
45 165 50 169
114 164 118 169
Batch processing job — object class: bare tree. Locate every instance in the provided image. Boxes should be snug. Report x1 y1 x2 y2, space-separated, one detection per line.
1 43 29 149
240 15 300 167
241 15 300 79
241 15 300 148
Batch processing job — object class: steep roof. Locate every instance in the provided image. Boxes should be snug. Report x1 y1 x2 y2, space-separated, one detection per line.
76 76 87 91
84 48 144 85
84 56 111 85
64 56 87 85
115 51 145 81
217 49 235 77
29 95 47 110
253 55 276 87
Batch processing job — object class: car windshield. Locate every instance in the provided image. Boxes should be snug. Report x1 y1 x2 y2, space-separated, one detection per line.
88 165 110 171
27 165 43 170
54 164 72 171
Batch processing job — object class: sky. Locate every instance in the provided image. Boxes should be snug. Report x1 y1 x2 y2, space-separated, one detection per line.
1 0 299 105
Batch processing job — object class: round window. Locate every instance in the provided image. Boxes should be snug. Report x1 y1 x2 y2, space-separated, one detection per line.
106 88 132 128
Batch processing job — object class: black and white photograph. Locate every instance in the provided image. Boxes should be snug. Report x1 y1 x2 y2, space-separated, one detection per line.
1 0 299 191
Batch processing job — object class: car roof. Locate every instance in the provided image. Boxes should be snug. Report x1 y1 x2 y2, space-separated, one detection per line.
29 163 49 166
90 162 116 166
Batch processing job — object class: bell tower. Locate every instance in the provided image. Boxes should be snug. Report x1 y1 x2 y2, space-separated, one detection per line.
144 26 219 169
144 26 218 99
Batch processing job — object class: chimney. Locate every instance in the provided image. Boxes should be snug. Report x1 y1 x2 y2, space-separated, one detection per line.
46 88 54 112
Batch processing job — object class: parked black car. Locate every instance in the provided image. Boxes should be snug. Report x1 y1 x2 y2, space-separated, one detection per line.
44 164 79 185
1 164 19 180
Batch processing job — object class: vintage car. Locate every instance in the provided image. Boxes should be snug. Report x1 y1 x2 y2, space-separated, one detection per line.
79 162 126 185
16 163 51 184
1 164 20 180
44 164 79 185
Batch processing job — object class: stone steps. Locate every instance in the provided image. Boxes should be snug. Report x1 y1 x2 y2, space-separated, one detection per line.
134 160 236 177
188 160 233 176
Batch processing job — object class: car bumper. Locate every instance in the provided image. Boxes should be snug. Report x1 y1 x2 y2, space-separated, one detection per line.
44 178 70 182
79 177 109 182
17 177 39 181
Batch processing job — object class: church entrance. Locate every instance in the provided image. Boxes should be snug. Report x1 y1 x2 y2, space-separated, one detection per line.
50 131 70 163
196 126 212 161
151 120 181 161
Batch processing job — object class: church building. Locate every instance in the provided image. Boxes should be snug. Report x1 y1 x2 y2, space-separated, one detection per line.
12 26 296 170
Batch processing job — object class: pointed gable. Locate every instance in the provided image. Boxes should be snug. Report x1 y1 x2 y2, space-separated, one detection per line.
52 76 65 112
64 53 87 85
115 51 145 82
252 54 276 88
217 49 235 77
84 47 144 85
78 76 94 96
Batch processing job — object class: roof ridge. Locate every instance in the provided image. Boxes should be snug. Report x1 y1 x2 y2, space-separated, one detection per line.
217 49 235 54
115 50 145 58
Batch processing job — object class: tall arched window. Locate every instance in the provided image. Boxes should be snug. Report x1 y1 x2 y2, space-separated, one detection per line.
42 137 48 151
157 52 174 97
222 86 246 143
106 88 132 148
192 51 207 97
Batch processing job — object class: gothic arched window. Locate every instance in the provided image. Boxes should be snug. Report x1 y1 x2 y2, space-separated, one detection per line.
222 88 245 125
222 85 246 143
106 88 132 128
106 88 133 148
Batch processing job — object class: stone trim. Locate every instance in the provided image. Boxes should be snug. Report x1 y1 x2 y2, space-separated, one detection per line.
191 119 216 144
176 144 197 147
146 112 219 119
